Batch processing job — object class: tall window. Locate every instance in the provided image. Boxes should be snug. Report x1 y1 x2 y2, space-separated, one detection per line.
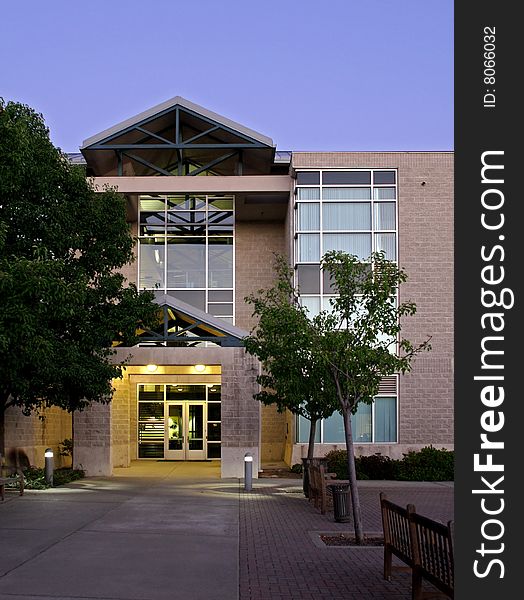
296 396 398 444
295 169 397 317
294 170 398 443
138 195 234 322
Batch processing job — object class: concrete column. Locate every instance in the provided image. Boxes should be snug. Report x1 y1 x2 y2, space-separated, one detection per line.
73 402 112 476
221 348 260 478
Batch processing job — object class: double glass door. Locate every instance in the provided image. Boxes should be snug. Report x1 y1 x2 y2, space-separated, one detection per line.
165 402 206 460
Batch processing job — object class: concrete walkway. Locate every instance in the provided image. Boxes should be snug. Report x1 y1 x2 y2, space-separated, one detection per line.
0 462 237 600
0 462 454 600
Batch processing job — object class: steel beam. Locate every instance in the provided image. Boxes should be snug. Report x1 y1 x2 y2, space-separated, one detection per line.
122 152 173 176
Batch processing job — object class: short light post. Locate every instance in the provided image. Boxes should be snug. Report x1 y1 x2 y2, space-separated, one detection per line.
44 448 54 486
244 452 253 492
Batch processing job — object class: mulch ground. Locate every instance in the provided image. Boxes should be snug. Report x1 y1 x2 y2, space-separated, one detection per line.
319 533 384 546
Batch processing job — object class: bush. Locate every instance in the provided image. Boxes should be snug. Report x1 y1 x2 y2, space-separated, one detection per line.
21 467 49 489
356 454 399 480
58 438 74 458
290 463 303 474
324 450 350 480
22 466 85 489
397 446 454 481
324 446 454 481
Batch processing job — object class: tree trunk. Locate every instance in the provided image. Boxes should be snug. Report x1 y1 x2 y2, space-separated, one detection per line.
342 408 364 544
307 418 317 460
301 417 318 498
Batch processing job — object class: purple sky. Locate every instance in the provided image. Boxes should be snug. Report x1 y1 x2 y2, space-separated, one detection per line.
0 0 453 153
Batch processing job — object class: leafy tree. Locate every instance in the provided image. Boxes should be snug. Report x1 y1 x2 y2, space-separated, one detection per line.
244 256 338 460
244 250 430 544
0 99 158 455
316 251 431 542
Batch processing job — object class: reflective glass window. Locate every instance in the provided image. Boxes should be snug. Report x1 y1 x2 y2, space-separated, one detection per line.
374 203 396 230
297 265 320 294
375 233 396 260
322 202 371 230
208 238 233 288
353 403 372 442
297 187 320 201
139 238 165 288
297 203 320 231
322 187 371 200
323 171 371 185
373 171 396 184
167 238 206 288
296 172 320 185
300 296 321 318
373 187 396 200
297 234 320 262
323 233 371 259
374 398 397 442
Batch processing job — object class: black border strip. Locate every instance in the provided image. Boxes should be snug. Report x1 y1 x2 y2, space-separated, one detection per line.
455 2 518 597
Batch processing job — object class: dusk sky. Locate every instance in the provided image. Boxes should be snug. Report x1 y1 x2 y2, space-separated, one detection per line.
0 0 453 153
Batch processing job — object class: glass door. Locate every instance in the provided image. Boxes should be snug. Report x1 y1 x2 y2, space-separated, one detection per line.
165 403 185 460
165 402 206 460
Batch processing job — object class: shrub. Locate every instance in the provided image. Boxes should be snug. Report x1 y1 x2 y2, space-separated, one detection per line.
290 463 303 474
53 467 85 486
356 454 399 480
397 446 454 481
58 438 74 458
324 446 454 481
324 450 350 480
22 466 85 489
22 467 49 489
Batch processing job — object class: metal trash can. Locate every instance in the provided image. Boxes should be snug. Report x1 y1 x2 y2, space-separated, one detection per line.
331 484 351 522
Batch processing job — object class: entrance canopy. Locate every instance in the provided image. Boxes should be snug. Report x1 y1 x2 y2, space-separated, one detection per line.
123 293 248 347
81 96 276 177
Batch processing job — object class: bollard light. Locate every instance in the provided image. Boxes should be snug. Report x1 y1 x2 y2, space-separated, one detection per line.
244 452 253 492
44 448 54 486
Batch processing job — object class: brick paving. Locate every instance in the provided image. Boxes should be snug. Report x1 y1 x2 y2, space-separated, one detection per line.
239 480 454 600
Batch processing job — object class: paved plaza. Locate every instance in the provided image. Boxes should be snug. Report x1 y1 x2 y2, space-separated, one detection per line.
0 462 453 600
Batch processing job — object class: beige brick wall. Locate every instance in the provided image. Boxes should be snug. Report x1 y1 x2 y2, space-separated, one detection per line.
4 405 72 468
235 221 288 461
73 401 112 476
235 221 286 332
291 153 454 450
111 376 132 467
221 349 260 449
260 405 287 462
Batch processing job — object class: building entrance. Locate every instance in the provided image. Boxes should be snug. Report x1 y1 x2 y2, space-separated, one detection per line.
137 382 221 460
165 402 206 460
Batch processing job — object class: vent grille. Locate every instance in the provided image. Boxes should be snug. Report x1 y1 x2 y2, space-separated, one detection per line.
378 376 397 395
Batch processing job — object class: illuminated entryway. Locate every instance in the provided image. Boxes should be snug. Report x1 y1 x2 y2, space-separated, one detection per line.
166 402 205 460
138 383 221 460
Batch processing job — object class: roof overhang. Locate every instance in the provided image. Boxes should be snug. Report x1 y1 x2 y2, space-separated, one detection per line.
127 293 249 348
81 96 276 177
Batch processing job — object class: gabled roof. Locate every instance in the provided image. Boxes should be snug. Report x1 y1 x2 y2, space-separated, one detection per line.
128 293 249 348
80 96 276 177
81 96 274 150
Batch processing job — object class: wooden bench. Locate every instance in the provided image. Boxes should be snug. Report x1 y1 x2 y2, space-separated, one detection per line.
0 464 25 501
380 492 454 599
307 460 338 514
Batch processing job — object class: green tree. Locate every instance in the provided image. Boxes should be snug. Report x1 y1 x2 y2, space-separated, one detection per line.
0 99 158 455
317 251 431 542
244 256 338 461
